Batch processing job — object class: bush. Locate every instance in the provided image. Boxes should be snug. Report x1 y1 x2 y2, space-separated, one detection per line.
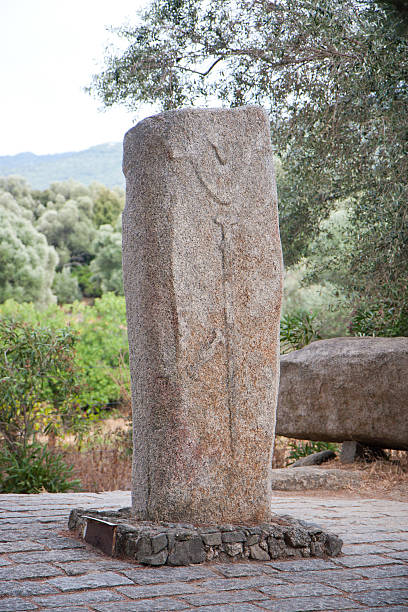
349 303 408 337
52 268 82 304
0 294 130 412
0 189 58 305
71 264 101 298
90 224 123 295
69 294 129 409
0 442 81 493
280 310 321 353
0 319 83 450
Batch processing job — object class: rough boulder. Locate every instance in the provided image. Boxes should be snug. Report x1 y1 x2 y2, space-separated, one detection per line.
276 337 408 450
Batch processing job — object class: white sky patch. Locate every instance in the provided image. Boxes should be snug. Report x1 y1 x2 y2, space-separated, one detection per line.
0 0 155 155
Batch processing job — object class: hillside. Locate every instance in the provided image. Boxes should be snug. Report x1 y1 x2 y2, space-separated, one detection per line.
0 143 124 189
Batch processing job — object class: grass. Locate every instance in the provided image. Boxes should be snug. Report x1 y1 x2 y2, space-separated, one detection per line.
58 411 132 492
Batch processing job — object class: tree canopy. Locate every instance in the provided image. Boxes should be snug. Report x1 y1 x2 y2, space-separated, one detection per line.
89 0 408 327
0 178 125 305
0 182 57 305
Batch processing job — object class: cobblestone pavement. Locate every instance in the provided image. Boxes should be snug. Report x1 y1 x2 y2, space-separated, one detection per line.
0 491 407 611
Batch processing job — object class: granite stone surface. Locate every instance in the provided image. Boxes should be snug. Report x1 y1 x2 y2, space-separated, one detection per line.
122 107 283 524
277 336 408 449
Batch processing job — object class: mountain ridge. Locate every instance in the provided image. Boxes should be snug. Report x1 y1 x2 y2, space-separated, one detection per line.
0 143 124 189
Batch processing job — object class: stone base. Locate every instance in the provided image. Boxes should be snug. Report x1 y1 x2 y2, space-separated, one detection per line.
68 507 342 567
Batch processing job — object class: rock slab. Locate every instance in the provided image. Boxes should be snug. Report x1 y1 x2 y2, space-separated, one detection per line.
122 107 283 523
271 467 364 490
276 337 408 450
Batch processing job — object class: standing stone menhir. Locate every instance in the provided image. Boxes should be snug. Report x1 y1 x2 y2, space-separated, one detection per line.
122 107 283 524
69 107 343 565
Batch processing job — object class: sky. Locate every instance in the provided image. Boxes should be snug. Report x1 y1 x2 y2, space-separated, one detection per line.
1 0 156 156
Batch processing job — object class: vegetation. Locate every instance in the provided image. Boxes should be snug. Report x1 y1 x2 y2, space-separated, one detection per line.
280 311 321 353
0 442 81 494
0 319 83 492
1 0 407 492
89 0 408 336
0 319 82 450
0 294 129 411
0 177 125 305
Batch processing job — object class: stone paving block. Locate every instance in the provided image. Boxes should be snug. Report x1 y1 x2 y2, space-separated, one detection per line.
279 568 366 584
180 589 268 606
193 606 265 612
0 529 57 540
38 609 91 612
92 599 190 611
352 588 408 606
375 607 408 612
55 559 135 575
0 598 38 611
46 570 133 591
342 543 392 555
341 532 403 544
376 607 408 612
0 581 58 597
337 554 402 568
267 559 338 572
259 582 340 598
0 558 11 566
123 565 218 584
334 576 408 593
0 533 38 543
32 589 124 608
117 581 200 598
0 563 63 580
383 542 408 551
0 541 45 553
259 595 363 611
196 576 287 591
36 537 87 550
9 549 94 563
359 564 408 579
389 551 408 561
214 564 274 578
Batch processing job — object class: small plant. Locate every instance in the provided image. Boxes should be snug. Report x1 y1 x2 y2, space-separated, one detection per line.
280 310 321 353
0 442 81 493
286 440 339 465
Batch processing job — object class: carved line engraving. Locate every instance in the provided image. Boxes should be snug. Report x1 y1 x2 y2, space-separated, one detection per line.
186 329 225 381
191 163 230 206
214 214 239 457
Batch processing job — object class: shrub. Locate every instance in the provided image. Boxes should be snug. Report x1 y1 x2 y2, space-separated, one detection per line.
70 293 129 409
280 310 321 353
52 268 82 304
0 442 81 493
0 294 130 412
0 190 58 305
90 224 123 295
71 264 101 298
349 303 408 337
0 319 83 450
